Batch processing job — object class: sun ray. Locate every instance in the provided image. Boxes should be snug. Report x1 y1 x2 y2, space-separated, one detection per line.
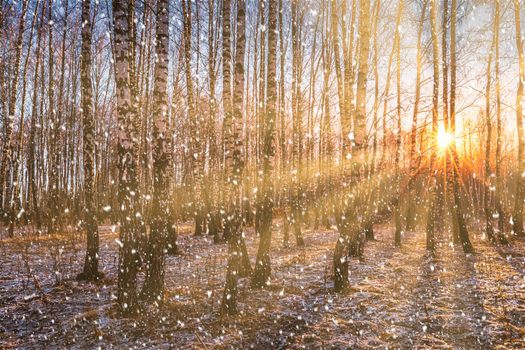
437 125 454 153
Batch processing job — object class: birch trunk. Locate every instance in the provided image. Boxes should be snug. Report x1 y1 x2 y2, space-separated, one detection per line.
426 0 440 253
221 0 250 315
78 0 103 281
513 0 525 237
141 0 171 301
113 0 140 315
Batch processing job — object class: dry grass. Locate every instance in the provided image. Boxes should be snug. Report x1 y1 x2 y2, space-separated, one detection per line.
1 222 525 349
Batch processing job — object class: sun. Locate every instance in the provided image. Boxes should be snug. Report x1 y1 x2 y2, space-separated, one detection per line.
437 125 453 152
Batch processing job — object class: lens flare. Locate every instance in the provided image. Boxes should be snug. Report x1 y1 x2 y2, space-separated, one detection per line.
437 125 453 151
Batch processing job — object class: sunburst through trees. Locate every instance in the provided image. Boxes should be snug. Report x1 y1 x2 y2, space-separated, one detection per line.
1 0 525 348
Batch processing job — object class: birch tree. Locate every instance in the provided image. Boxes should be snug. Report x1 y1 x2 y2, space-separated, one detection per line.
221 0 250 315
426 0 440 253
142 0 171 302
450 0 473 253
113 0 140 315
0 0 28 220
252 0 278 288
78 0 103 281
513 0 525 238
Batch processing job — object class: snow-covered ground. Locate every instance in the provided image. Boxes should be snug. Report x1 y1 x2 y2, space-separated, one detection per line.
1 222 524 349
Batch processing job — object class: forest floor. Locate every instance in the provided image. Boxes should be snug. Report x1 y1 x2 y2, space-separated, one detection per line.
1 220 525 349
